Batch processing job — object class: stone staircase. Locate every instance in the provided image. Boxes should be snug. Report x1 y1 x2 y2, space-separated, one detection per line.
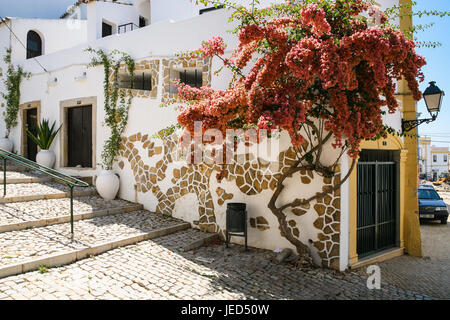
0 168 218 279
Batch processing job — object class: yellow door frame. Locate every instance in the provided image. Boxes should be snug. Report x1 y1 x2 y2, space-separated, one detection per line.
349 135 407 265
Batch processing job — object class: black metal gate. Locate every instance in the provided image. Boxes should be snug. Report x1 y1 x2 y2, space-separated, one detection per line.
357 161 397 257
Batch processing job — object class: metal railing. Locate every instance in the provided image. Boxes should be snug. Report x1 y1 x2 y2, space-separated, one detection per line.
118 22 139 34
0 148 90 236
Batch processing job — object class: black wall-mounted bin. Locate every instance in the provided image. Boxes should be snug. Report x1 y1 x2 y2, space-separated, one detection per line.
225 202 248 250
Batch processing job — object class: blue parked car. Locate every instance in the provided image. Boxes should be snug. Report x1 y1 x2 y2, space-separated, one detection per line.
418 186 449 224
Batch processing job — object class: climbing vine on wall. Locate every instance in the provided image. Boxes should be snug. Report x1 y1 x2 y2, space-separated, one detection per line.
86 48 135 169
1 48 30 138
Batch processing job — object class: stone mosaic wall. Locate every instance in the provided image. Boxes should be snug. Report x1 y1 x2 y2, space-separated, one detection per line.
111 59 160 99
161 57 212 104
118 132 342 269
313 173 341 269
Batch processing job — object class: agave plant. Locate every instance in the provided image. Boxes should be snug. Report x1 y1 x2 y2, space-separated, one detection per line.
26 119 62 150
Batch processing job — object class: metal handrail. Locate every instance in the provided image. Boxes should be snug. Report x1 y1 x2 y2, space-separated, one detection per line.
0 148 90 236
118 22 139 34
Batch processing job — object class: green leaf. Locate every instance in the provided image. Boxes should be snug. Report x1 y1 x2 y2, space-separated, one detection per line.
26 119 62 150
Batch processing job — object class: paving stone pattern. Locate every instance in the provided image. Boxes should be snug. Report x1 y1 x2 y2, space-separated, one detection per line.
0 169 444 300
0 170 46 180
355 190 450 299
0 211 184 266
0 196 135 226
0 229 433 300
0 181 96 197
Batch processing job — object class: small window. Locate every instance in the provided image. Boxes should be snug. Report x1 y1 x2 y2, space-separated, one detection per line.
444 155 448 163
433 155 437 162
102 22 113 37
139 16 147 28
26 30 42 59
170 69 203 94
119 72 152 91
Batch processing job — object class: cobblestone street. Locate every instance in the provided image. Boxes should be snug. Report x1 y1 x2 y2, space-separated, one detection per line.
355 190 450 299
0 228 434 300
0 171 445 300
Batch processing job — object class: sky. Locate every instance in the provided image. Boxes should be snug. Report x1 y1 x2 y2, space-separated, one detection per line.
414 0 450 147
1 0 450 147
0 0 76 19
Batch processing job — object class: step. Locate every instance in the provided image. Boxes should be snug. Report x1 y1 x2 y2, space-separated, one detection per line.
0 195 143 233
0 177 52 184
349 247 405 270
0 182 96 203
0 210 190 279
3 166 26 172
182 233 220 252
0 170 52 184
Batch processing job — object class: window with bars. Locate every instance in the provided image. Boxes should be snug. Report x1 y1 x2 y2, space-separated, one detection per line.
433 155 437 162
170 69 203 94
444 155 448 163
102 22 113 38
118 72 152 91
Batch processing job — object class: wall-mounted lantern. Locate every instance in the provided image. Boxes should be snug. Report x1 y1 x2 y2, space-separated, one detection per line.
74 72 87 81
402 81 445 133
47 77 57 86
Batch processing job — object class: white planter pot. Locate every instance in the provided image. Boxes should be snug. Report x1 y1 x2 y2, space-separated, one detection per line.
96 170 120 200
36 149 56 168
0 138 13 152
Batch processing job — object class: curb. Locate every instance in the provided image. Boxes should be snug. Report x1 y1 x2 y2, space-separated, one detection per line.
0 204 143 233
182 233 220 252
0 222 190 279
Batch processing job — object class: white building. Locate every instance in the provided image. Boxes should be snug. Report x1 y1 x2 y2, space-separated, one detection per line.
419 137 450 180
0 0 421 270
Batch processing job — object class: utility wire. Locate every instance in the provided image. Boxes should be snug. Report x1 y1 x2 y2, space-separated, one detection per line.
0 16 48 73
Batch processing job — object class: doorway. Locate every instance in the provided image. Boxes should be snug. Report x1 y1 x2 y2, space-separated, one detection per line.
67 105 92 168
23 107 38 161
356 150 399 258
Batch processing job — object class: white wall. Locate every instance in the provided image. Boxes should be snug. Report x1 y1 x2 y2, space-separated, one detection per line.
3 9 236 172
150 0 283 24
136 0 151 23
0 17 87 137
87 1 141 41
0 0 406 270
430 150 449 177
5 18 87 62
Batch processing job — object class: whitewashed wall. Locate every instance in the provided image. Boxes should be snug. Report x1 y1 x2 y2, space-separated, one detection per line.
5 18 87 61
0 0 404 270
150 0 283 24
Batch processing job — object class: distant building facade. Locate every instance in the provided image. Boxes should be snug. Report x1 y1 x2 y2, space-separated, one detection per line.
419 137 450 180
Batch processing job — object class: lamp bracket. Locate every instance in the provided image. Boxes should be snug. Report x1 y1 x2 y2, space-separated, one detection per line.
401 115 437 133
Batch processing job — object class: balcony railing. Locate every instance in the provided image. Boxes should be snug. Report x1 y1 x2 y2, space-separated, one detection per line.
118 22 140 34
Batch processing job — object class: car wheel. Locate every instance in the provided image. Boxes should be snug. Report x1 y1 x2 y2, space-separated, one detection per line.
441 218 448 225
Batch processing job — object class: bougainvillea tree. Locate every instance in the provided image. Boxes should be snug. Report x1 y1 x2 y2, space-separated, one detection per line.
169 0 426 263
